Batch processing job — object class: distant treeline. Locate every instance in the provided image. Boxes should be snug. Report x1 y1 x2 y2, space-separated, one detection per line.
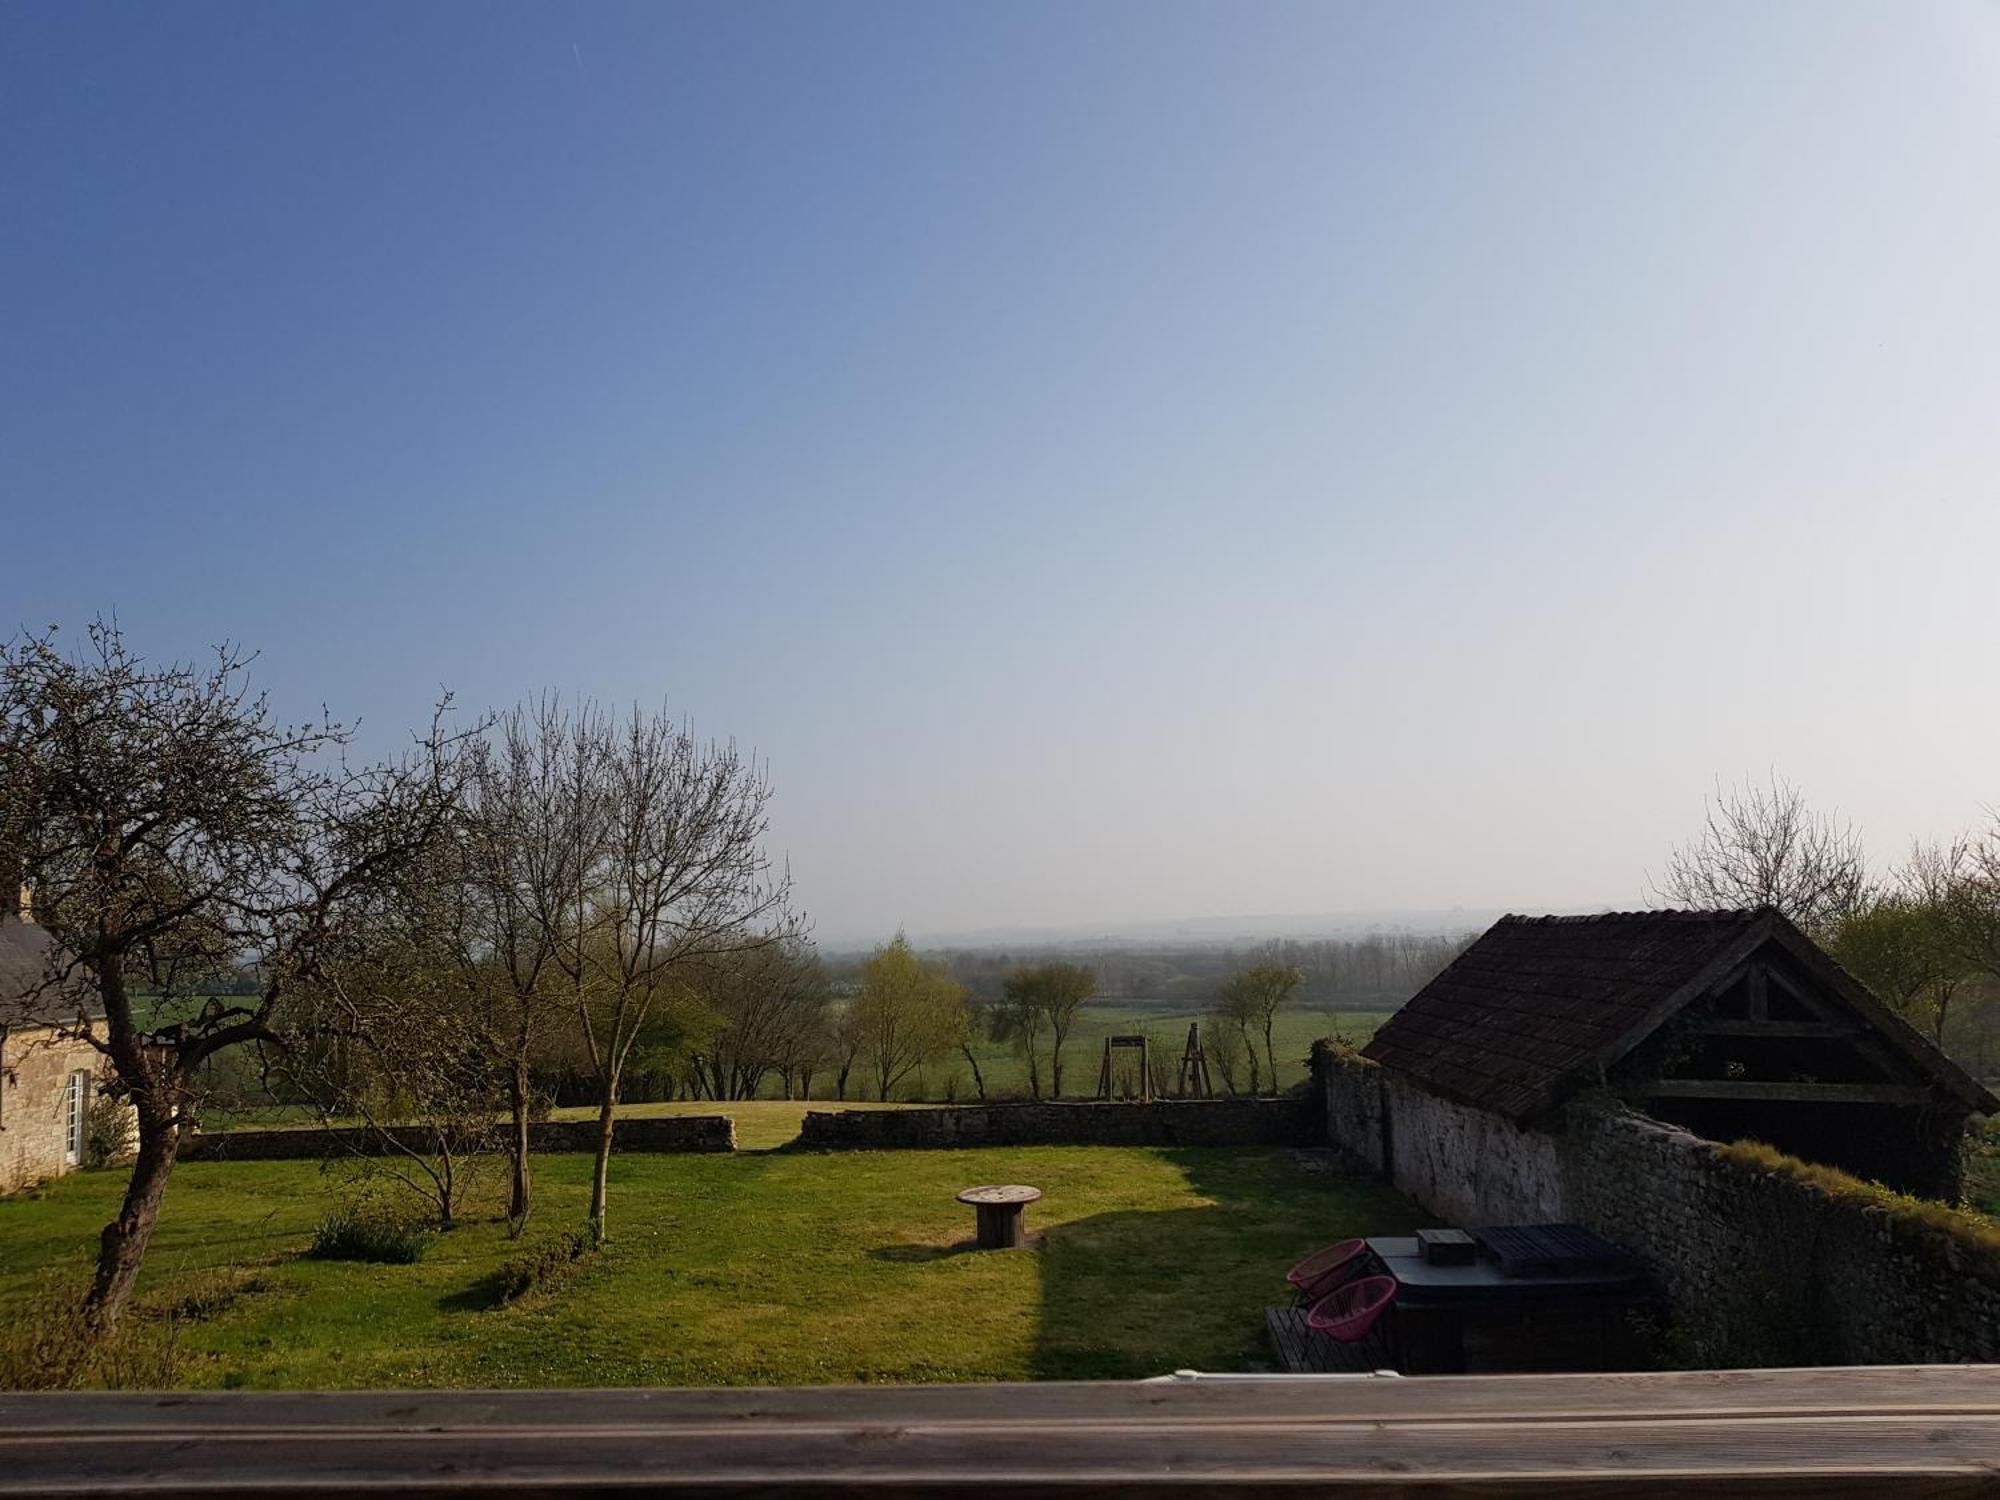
900 930 1476 1013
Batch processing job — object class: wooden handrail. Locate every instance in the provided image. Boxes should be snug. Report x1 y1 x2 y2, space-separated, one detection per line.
4 1366 2000 1495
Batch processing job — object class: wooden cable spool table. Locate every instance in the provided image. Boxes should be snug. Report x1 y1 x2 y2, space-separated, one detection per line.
956 1184 1042 1249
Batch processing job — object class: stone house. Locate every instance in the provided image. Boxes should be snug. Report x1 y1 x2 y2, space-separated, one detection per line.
1347 907 1995 1222
0 895 116 1193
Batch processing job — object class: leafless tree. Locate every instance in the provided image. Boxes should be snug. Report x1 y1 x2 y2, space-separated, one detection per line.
546 704 792 1244
1217 963 1303 1089
270 915 504 1230
690 938 828 1100
1653 773 1871 935
428 702 589 1231
995 962 1095 1098
0 622 470 1327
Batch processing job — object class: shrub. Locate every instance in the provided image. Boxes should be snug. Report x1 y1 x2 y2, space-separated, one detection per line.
489 1227 594 1307
308 1207 431 1264
166 1268 266 1323
84 1091 135 1168
0 1275 183 1391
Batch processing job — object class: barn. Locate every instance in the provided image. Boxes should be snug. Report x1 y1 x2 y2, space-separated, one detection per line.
0 893 116 1192
1356 907 1995 1215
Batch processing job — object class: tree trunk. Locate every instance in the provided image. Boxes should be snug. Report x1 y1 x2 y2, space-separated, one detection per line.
507 1060 533 1233
85 1102 178 1328
1263 1021 1277 1096
959 1043 987 1103
588 1088 616 1245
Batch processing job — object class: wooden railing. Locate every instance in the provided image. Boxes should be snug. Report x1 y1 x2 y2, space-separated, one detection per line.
3 1365 1998 1495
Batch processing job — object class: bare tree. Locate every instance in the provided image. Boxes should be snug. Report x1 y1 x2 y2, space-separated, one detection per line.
1209 982 1263 1095
1029 963 1096 1098
1220 963 1303 1088
830 1000 865 1101
546 704 791 1244
0 623 468 1326
272 917 504 1230
990 977 1049 1099
1654 773 1871 935
693 938 828 1100
443 703 591 1231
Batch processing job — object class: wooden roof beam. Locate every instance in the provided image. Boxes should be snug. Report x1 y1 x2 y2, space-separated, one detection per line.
1696 1020 1859 1039
1641 1079 1935 1105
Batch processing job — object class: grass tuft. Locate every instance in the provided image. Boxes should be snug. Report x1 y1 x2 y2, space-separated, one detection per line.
488 1227 596 1307
0 1274 184 1391
308 1207 431 1264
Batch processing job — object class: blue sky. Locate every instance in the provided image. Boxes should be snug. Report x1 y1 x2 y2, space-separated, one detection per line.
6 2 2000 944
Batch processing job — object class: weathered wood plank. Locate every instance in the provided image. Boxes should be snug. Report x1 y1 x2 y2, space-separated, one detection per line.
5 1369 2000 1496
9 1367 2000 1431
1640 1080 1933 1104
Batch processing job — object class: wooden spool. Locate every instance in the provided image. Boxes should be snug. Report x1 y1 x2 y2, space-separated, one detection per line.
956 1184 1042 1249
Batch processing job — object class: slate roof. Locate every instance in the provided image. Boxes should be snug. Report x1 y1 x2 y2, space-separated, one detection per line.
1361 909 1781 1121
0 917 92 1028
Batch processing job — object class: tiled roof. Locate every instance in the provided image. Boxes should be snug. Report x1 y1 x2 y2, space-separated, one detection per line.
1360 909 1770 1121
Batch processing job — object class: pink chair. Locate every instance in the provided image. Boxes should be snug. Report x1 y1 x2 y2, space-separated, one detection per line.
1286 1238 1367 1303
1306 1275 1398 1344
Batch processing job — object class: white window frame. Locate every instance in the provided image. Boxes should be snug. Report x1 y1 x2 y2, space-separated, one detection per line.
64 1069 89 1166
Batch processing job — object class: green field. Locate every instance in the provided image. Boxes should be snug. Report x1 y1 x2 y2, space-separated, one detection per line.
881 1004 1385 1104
0 1148 1418 1389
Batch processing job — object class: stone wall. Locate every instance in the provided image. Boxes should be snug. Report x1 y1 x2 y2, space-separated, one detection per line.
1313 1043 1561 1223
184 1113 735 1161
0 1023 110 1192
1313 1041 2000 1365
795 1097 1317 1150
1383 1076 1564 1226
1317 1045 1388 1173
1559 1108 2000 1366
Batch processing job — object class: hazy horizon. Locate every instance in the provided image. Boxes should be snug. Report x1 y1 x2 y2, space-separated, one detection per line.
8 3 2000 943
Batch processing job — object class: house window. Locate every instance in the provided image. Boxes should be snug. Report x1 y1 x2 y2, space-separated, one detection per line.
64 1070 89 1166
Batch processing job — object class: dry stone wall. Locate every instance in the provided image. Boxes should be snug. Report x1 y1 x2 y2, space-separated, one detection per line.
184 1114 735 1160
796 1097 1316 1150
1560 1107 2000 1366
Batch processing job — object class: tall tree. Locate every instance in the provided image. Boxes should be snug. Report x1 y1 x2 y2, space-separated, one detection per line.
1223 962 1304 1088
1654 773 1870 936
0 623 468 1326
548 704 792 1244
849 934 960 1101
991 975 1049 1099
1001 962 1096 1098
1828 892 1959 1046
694 938 828 1100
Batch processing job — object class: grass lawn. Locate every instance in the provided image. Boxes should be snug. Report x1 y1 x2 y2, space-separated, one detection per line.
0 1147 1418 1389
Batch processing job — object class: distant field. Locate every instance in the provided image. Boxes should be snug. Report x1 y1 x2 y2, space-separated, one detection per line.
202 1005 1386 1132
900 1003 1386 1105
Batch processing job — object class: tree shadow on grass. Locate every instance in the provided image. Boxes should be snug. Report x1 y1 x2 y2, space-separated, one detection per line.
435 1274 508 1313
1030 1147 1422 1380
